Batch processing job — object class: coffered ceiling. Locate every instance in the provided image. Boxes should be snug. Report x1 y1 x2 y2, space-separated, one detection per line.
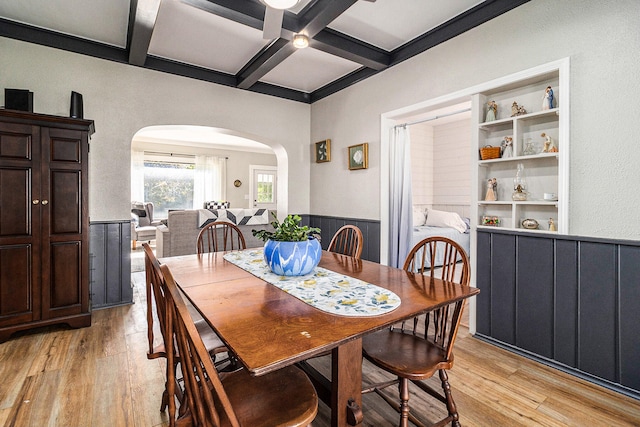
0 0 529 103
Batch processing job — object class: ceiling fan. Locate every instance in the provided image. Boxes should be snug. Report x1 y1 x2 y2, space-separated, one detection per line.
261 0 376 40
261 0 297 40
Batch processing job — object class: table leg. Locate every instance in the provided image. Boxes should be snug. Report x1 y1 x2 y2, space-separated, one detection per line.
331 338 363 427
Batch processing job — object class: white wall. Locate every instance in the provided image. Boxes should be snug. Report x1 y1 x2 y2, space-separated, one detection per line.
410 118 471 208
0 37 310 221
311 0 640 240
432 120 471 206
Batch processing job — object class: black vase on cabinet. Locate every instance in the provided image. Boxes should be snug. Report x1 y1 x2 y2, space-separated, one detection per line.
70 91 83 119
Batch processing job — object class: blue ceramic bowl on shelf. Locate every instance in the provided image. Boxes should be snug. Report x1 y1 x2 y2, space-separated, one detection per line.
263 238 322 276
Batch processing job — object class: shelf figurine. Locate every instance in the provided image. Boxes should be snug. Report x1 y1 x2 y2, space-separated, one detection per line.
523 137 537 156
541 132 558 152
485 178 497 201
485 100 497 122
548 218 557 231
501 136 513 158
510 101 527 117
542 86 554 110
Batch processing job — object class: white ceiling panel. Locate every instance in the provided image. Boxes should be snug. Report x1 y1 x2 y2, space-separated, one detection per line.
0 0 526 102
0 0 130 47
149 0 270 74
329 0 484 51
260 46 361 93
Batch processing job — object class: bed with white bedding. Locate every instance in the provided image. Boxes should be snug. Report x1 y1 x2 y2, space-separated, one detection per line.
410 206 471 270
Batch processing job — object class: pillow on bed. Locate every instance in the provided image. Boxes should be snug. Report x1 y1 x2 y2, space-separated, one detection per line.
462 217 471 234
425 209 467 233
412 207 426 226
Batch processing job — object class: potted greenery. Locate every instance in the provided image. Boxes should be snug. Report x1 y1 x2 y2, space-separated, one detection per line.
253 213 322 276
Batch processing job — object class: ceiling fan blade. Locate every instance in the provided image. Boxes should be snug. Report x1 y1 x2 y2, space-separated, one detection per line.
263 7 284 39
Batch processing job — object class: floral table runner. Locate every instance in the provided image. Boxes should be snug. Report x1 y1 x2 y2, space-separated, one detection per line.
223 249 401 317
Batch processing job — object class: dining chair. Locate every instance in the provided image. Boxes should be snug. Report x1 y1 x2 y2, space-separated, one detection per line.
361 236 470 427
196 221 246 254
160 263 319 427
142 243 231 420
327 224 364 259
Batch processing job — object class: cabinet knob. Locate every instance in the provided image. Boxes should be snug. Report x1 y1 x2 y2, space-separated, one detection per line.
33 199 39 205
42 200 49 205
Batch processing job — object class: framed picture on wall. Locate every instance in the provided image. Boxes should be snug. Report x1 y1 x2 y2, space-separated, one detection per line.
315 139 331 163
348 143 368 170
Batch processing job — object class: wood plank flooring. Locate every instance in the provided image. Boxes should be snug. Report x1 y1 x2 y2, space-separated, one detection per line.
0 272 638 426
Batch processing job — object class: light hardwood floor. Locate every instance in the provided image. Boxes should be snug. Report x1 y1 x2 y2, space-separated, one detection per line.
0 272 638 427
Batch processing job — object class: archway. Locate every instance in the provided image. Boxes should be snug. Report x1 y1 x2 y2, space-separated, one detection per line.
130 125 289 216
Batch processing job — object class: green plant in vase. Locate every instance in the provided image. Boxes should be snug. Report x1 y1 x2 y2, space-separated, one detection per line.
253 213 322 276
253 213 320 242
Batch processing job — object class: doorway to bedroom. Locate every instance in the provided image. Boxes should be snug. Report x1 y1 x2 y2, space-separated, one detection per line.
382 99 474 326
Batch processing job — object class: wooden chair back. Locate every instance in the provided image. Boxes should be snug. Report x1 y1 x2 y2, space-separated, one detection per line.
161 264 318 427
399 236 470 361
362 236 471 426
143 243 169 359
327 225 363 259
196 221 246 254
143 243 181 423
161 264 239 427
403 236 470 286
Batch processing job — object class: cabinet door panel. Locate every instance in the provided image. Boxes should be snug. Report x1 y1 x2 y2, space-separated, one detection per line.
49 242 81 310
41 127 88 319
0 125 32 160
0 245 38 326
50 170 81 234
0 123 41 328
50 136 80 163
0 168 31 236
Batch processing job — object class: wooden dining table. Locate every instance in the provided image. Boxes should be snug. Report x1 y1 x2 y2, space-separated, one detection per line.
160 249 479 427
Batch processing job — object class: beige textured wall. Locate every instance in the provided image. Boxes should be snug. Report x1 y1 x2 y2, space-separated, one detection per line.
0 38 310 221
311 0 640 240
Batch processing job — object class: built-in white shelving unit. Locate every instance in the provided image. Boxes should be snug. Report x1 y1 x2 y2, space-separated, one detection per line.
471 59 569 234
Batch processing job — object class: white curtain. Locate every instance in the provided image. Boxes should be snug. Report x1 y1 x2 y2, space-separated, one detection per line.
193 155 226 209
131 150 145 202
389 125 413 268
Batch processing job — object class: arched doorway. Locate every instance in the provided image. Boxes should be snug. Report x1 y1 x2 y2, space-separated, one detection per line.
130 125 288 216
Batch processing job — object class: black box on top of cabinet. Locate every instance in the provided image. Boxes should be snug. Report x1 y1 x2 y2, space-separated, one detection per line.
4 88 34 112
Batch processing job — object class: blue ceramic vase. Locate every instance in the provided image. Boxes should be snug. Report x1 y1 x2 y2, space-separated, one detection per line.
263 238 322 276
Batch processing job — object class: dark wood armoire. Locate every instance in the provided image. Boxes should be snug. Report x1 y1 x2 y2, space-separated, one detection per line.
0 109 94 342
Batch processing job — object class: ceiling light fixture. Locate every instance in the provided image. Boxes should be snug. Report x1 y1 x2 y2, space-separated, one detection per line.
292 33 309 49
264 0 298 10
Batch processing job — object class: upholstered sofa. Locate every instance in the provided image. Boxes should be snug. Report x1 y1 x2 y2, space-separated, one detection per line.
131 202 162 249
155 209 274 258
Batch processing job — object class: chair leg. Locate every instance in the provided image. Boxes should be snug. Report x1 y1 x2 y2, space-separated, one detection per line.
132 239 137 250
398 377 410 427
439 369 460 427
160 385 169 412
160 360 183 427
